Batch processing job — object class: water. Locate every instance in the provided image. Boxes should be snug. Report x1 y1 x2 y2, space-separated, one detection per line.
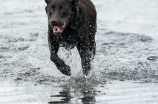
93 0 158 40
0 81 158 104
0 0 158 104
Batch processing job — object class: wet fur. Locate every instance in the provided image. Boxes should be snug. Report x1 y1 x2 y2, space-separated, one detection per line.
45 0 97 76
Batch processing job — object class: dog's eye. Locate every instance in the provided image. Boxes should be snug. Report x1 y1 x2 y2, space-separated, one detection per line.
49 9 53 13
60 7 67 12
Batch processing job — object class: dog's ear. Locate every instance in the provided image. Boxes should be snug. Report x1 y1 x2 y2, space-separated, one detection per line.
45 0 51 4
68 0 79 5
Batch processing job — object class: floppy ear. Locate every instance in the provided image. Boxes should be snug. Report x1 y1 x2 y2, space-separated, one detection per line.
45 0 51 4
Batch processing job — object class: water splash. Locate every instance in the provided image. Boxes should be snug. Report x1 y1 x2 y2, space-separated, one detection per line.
1 29 158 84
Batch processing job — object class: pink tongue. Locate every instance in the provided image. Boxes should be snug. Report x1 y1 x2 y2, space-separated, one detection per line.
54 26 59 28
53 22 67 34
54 22 66 30
61 22 66 28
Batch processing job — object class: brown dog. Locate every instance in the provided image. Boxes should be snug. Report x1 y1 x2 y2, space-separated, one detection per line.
45 0 97 76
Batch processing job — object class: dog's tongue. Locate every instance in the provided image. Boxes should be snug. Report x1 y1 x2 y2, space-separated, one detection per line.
61 22 67 29
53 22 67 34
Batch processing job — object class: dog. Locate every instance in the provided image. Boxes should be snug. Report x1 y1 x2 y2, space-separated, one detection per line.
45 0 97 76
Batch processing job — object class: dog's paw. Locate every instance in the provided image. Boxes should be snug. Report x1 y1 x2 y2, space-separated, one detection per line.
58 66 71 76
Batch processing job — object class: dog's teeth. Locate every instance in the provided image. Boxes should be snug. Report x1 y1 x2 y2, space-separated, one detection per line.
52 26 62 33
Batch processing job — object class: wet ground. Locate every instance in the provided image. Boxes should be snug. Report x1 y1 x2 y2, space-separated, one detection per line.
0 0 158 104
1 80 158 104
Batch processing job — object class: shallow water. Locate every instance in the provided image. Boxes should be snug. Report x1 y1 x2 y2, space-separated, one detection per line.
0 0 158 104
1 80 158 104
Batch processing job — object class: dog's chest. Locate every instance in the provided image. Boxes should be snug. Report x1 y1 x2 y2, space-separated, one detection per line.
59 41 75 51
58 34 76 51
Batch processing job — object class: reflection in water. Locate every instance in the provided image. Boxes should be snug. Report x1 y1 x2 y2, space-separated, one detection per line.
80 90 96 104
1 81 158 104
48 77 96 104
48 87 71 104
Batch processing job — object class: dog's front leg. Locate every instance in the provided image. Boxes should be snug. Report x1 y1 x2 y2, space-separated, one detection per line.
49 40 71 76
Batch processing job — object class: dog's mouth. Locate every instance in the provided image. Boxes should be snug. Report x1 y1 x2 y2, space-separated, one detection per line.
51 21 68 34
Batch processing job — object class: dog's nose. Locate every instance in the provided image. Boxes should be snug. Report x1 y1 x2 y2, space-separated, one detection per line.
51 20 58 25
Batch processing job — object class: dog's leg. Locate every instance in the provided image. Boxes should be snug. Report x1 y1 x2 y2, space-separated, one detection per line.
89 34 96 59
49 40 71 76
76 29 92 76
89 24 97 58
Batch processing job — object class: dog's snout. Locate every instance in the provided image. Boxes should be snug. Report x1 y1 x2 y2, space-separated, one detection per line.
51 20 58 25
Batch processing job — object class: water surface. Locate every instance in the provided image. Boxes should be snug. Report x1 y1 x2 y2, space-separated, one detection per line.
0 80 158 104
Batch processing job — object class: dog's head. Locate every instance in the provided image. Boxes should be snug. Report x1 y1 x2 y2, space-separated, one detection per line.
45 0 79 35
